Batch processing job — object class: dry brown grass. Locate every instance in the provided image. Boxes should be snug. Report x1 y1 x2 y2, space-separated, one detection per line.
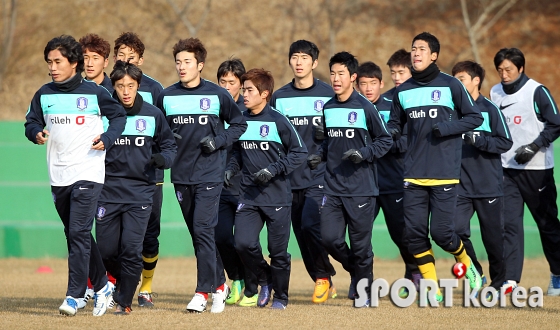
1 257 559 329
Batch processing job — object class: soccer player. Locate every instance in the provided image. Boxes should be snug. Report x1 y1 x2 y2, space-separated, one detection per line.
216 58 259 306
355 61 420 296
452 60 512 296
308 51 393 307
490 48 560 295
269 40 337 303
230 68 308 310
79 34 113 93
387 32 484 301
387 49 412 88
158 38 247 313
112 31 165 307
24 35 126 316
95 60 177 315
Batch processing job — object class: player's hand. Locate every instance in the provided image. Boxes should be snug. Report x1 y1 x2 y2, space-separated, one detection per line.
149 153 166 169
224 170 234 187
172 127 182 140
388 128 401 141
514 143 539 164
36 129 49 145
314 121 325 140
92 135 105 150
307 154 322 170
252 168 273 185
463 131 476 145
342 149 364 164
200 136 217 153
432 124 442 138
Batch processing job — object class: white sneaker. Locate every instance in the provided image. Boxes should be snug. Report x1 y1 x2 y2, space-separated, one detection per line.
77 287 94 309
186 293 207 313
502 280 518 295
92 281 115 316
59 296 78 316
211 284 230 313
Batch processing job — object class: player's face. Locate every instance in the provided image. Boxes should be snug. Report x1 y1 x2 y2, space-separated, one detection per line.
289 52 317 79
357 77 384 103
497 59 522 84
390 65 412 87
83 50 108 82
411 40 437 72
114 74 139 108
114 45 144 66
242 80 267 111
330 63 356 99
219 72 242 101
175 51 203 88
454 71 479 97
47 49 77 82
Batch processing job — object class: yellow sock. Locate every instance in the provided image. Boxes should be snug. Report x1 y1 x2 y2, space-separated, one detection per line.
451 241 471 268
139 254 158 293
414 249 441 295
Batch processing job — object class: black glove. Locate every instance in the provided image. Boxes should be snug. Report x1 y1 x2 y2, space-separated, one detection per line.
389 128 401 141
149 153 166 169
172 128 182 140
463 131 476 146
307 154 322 170
432 124 442 138
342 149 364 164
315 122 325 140
252 168 274 185
200 136 217 153
224 170 234 187
514 143 539 164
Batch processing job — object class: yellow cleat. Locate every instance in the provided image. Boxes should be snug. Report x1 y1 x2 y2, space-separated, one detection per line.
238 294 257 307
312 278 331 303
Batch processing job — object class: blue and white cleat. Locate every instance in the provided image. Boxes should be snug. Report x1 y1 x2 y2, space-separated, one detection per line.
59 296 78 316
547 273 560 296
257 284 273 307
92 281 115 316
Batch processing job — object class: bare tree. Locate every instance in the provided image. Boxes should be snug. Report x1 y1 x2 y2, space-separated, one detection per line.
460 0 518 63
0 0 16 91
166 0 212 37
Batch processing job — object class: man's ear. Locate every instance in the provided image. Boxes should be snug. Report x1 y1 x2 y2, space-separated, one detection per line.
312 59 318 70
350 73 357 82
137 57 144 66
261 90 269 100
197 61 204 72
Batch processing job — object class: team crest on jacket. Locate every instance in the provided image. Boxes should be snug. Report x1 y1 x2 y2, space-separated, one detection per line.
348 111 357 124
260 124 269 137
314 100 324 112
431 90 441 102
200 98 211 111
97 206 106 219
76 97 88 110
136 119 147 133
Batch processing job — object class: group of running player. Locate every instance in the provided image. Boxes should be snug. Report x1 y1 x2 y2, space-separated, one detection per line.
24 30 560 316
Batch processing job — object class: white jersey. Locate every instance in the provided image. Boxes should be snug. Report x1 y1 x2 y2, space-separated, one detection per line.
490 79 554 170
42 93 107 186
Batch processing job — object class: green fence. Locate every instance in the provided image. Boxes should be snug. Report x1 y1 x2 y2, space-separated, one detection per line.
0 121 550 259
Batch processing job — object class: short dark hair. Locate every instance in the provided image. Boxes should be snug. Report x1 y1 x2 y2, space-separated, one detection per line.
452 60 485 90
114 32 145 57
217 58 246 81
44 35 84 73
110 60 143 86
493 48 525 72
288 40 320 62
241 68 274 102
387 49 411 71
357 61 382 81
412 32 440 59
329 51 358 76
172 38 207 63
79 34 111 59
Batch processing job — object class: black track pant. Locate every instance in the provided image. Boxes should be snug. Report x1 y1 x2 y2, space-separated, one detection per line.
142 184 163 257
292 185 336 280
503 168 560 282
52 180 108 298
234 204 291 305
455 195 506 289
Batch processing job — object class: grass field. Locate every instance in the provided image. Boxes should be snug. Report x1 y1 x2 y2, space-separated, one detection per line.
1 257 559 329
